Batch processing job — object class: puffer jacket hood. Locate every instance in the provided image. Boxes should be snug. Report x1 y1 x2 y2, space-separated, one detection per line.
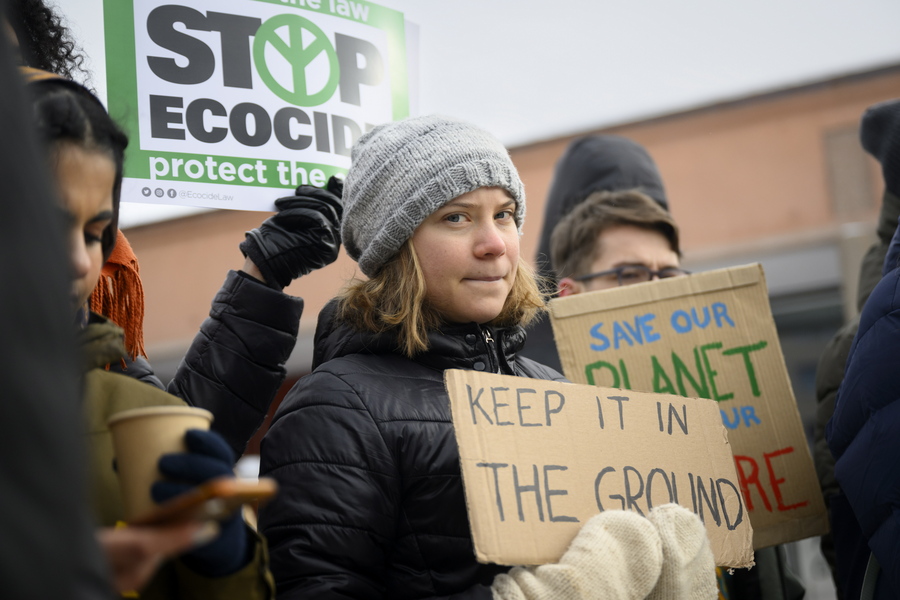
535 134 668 280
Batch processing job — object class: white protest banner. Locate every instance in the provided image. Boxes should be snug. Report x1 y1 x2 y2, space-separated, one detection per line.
445 369 754 568
549 264 829 549
103 0 411 210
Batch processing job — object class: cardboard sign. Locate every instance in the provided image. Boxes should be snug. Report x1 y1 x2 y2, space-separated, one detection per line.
103 0 411 210
445 369 754 568
549 264 828 549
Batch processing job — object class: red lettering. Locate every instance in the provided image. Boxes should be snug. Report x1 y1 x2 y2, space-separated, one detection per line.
734 454 772 512
764 447 809 512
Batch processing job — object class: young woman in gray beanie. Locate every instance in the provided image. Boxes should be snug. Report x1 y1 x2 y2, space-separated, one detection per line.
258 115 716 600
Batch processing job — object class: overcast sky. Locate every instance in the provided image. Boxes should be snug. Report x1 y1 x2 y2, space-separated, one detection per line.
58 0 900 226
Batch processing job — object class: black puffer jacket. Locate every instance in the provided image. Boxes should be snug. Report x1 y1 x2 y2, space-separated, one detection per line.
112 270 303 458
259 303 566 599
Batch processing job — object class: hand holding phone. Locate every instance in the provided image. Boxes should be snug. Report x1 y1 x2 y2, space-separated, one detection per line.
129 476 278 526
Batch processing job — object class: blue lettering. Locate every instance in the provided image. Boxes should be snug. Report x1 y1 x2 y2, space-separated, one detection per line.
672 304 735 333
590 314 665 350
589 322 610 351
741 405 761 427
713 302 735 328
720 405 762 429
638 313 661 342
613 321 634 348
721 407 740 429
691 306 711 329
671 310 691 333
622 319 643 344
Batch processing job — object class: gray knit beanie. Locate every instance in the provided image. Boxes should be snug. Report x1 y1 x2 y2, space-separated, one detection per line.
342 114 525 277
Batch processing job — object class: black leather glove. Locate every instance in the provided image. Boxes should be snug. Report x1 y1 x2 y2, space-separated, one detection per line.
153 429 251 577
239 175 343 290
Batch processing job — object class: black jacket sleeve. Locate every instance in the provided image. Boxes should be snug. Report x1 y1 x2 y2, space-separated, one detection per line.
168 270 303 458
258 370 399 599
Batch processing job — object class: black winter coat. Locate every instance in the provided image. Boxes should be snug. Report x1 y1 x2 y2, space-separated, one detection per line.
826 215 900 599
111 270 303 458
259 304 566 599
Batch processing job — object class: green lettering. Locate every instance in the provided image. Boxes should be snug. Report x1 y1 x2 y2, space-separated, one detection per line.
700 342 733 401
673 348 710 399
651 356 676 394
722 341 768 397
620 359 631 389
585 361 619 387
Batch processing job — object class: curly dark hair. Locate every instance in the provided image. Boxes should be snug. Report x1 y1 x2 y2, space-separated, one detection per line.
7 0 90 82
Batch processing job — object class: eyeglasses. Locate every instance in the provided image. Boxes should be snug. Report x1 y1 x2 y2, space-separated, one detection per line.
573 265 690 287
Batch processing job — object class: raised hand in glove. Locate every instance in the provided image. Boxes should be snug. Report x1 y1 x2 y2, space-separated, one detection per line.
153 428 251 577
239 175 343 290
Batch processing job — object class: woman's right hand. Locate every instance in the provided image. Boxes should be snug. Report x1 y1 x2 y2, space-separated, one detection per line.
490 504 716 600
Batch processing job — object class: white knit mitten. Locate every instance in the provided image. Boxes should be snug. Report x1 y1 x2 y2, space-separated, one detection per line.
646 504 717 600
491 510 663 600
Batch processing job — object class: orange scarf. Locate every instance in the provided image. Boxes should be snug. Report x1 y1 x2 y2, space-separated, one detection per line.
89 231 147 360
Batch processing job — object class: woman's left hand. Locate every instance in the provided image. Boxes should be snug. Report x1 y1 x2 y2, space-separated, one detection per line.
153 429 252 577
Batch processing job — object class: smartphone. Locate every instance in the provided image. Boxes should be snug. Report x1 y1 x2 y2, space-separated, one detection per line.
128 476 278 526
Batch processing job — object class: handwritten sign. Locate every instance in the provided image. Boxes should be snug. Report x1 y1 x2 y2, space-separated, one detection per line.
549 263 828 549
445 369 754 568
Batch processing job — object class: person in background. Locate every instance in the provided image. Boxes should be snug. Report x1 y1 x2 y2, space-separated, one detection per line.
522 134 669 372
258 114 716 600
813 98 900 596
549 189 684 298
6 0 345 461
28 69 274 599
824 97 900 600
542 147 805 600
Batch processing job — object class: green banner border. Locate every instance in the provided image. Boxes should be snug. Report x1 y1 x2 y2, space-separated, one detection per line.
135 149 347 188
103 0 408 181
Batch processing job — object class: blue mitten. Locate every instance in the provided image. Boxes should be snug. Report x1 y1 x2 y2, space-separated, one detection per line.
153 428 252 577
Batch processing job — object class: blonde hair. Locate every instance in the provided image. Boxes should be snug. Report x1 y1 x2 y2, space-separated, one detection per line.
338 241 547 357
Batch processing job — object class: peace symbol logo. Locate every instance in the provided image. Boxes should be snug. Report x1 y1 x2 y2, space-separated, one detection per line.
253 14 339 107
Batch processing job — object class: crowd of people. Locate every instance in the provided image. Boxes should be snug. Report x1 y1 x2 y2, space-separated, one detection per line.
2 0 899 599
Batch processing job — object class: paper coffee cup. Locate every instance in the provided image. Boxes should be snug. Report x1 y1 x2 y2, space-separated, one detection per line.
107 405 214 520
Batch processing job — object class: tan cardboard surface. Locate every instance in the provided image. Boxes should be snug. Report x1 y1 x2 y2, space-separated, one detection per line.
549 263 828 548
445 369 754 568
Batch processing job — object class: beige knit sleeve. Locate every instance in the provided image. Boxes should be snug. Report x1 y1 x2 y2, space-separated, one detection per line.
646 504 717 600
491 510 663 600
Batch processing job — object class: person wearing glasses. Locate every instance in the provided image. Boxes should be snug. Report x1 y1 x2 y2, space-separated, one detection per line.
548 187 812 600
523 135 670 371
551 189 686 297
